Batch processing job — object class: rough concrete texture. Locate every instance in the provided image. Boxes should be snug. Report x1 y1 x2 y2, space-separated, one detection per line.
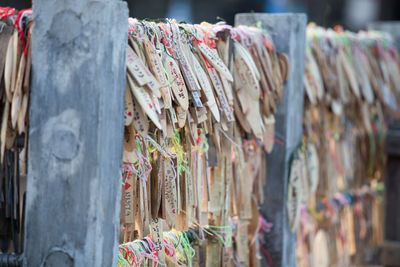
24 0 128 266
235 13 307 267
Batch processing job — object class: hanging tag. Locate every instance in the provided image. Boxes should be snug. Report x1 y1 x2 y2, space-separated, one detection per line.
151 157 163 219
340 49 360 98
11 50 26 129
131 96 149 138
124 86 134 126
307 143 319 193
150 218 166 264
237 89 264 140
17 91 29 134
278 53 290 82
126 45 154 86
186 166 195 215
163 56 189 110
207 68 234 122
234 44 261 100
232 92 251 133
313 230 330 267
220 75 233 106
169 23 201 92
168 107 178 126
197 42 233 82
176 106 187 129
191 107 208 124
143 37 169 90
4 32 18 103
127 75 162 129
207 134 219 167
190 90 204 107
239 164 252 219
0 102 10 163
262 115 275 153
176 45 201 91
192 53 220 122
164 160 177 227
236 219 249 264
287 157 302 232
206 239 222 267
123 125 138 164
124 170 136 224
0 24 13 83
23 24 32 94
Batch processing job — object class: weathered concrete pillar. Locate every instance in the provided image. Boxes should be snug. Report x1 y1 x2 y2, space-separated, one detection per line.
368 21 400 267
24 1 128 266
235 13 307 267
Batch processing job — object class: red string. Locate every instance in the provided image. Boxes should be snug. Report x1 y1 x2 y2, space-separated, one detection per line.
13 8 32 57
0 7 16 19
273 137 284 145
260 244 274 266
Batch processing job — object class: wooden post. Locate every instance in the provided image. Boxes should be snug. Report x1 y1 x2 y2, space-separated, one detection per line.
23 1 128 266
235 13 307 267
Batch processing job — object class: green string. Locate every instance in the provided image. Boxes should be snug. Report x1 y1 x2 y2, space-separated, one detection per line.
207 225 233 248
172 130 188 177
180 232 196 267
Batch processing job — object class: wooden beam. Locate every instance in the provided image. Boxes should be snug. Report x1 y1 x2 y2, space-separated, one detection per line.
23 1 128 265
235 13 307 267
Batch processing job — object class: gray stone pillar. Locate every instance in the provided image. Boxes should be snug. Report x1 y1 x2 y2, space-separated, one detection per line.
23 1 128 266
235 13 307 267
368 21 400 267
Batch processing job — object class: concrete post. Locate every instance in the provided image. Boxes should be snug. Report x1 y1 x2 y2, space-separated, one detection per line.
235 13 307 267
23 1 128 266
368 21 400 266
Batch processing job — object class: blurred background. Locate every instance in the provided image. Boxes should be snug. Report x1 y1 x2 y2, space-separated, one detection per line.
1 0 400 29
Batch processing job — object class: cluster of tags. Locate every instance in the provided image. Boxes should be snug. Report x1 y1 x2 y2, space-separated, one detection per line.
289 25 399 267
120 19 289 266
0 8 32 253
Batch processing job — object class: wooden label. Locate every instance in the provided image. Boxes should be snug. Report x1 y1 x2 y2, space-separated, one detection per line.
186 170 194 211
127 75 162 129
131 96 149 138
124 171 136 224
144 38 169 87
220 74 233 106
198 42 233 82
169 23 200 92
192 53 220 122
123 125 138 164
164 160 177 227
150 218 165 263
287 158 302 232
262 115 275 153
176 46 201 91
234 53 260 100
190 90 203 107
307 143 319 193
0 24 13 83
313 230 330 267
236 219 249 264
239 164 252 219
175 106 187 129
126 45 154 86
207 68 234 122
163 56 189 110
124 86 134 126
222 247 233 267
